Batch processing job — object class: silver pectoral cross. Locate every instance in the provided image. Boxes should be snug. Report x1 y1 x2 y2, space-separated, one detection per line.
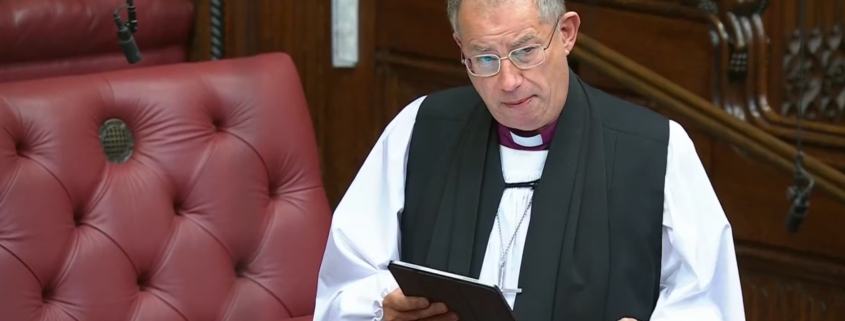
498 263 522 294
495 185 534 296
501 287 523 294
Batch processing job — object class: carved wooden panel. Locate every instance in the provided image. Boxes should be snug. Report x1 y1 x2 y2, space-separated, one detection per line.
740 270 845 320
781 25 845 123
738 244 845 320
566 1 717 100
564 1 845 153
765 0 845 125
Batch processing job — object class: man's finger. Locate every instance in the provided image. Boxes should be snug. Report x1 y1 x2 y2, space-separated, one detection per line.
420 310 459 321
407 302 448 319
385 294 429 311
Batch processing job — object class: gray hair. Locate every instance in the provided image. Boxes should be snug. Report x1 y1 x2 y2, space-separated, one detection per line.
447 0 566 33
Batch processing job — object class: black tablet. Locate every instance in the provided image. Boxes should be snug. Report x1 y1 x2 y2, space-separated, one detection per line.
387 260 517 321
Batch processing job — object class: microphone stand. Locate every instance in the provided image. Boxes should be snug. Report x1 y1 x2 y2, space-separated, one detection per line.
113 0 225 62
210 0 225 60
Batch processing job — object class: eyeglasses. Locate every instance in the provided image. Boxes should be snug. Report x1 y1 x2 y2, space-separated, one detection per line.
460 20 559 78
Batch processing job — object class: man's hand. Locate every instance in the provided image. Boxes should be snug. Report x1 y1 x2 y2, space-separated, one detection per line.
382 288 458 321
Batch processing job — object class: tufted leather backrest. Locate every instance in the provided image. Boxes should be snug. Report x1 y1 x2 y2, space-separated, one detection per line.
0 53 331 321
0 0 194 83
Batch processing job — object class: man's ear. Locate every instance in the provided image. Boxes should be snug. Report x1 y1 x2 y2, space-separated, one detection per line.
559 11 580 55
453 32 462 48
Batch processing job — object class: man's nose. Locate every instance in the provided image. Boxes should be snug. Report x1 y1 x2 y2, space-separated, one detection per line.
496 59 523 92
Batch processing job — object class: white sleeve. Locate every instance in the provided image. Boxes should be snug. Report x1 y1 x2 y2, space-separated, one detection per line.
650 121 746 321
312 96 425 321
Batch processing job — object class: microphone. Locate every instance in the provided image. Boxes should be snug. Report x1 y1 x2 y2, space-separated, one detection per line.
785 0 814 233
114 0 141 64
786 152 814 232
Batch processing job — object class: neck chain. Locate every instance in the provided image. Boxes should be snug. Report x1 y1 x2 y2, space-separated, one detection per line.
495 192 533 294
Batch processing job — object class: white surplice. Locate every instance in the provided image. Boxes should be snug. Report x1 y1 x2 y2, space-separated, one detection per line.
313 96 746 321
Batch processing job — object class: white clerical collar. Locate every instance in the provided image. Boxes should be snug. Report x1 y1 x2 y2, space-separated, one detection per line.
510 131 544 148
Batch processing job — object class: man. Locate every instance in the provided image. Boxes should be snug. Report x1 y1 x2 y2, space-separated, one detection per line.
313 0 745 320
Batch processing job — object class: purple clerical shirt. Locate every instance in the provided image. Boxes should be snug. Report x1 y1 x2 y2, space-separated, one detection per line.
496 119 559 151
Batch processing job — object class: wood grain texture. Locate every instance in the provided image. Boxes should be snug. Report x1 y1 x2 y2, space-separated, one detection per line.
713 0 845 148
188 0 210 61
567 0 717 100
765 0 845 125
738 242 845 321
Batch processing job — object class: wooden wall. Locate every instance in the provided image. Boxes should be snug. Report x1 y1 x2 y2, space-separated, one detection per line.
189 0 845 319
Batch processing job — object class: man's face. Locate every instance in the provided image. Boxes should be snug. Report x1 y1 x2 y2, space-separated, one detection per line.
455 0 580 132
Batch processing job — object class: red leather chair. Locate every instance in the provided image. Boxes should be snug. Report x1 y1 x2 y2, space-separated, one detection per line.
0 53 331 321
0 0 194 83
